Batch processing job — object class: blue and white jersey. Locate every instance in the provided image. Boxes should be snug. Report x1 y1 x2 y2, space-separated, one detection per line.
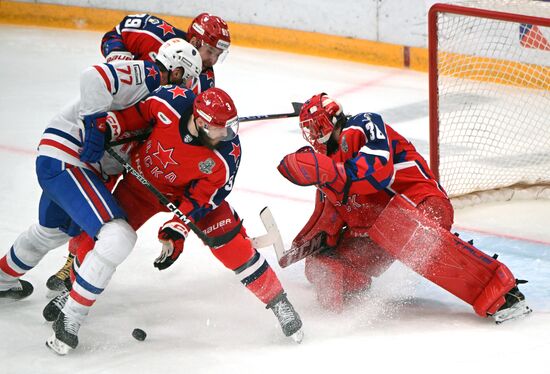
38 60 161 174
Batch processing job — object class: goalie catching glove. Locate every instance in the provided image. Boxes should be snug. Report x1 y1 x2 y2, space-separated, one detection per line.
80 111 122 163
277 146 351 204
155 218 190 270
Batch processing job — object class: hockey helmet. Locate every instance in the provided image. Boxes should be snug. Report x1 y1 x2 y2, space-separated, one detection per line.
299 93 345 153
187 13 231 51
156 38 202 83
193 87 239 141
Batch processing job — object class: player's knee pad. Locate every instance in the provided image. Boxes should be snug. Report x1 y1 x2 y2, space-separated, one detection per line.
211 232 255 270
93 219 137 266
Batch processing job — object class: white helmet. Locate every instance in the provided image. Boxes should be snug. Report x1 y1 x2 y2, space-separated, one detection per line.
156 38 202 81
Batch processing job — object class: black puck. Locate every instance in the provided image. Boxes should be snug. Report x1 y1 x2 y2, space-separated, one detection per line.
132 328 147 341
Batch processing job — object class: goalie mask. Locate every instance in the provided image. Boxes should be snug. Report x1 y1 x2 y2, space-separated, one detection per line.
188 13 231 61
299 93 345 153
156 38 202 86
193 87 239 143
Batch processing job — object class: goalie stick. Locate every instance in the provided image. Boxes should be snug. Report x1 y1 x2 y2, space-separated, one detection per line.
251 207 328 268
105 148 242 248
107 102 303 147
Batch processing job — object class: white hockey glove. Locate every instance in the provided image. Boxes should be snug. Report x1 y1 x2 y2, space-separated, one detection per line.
106 51 133 63
155 219 189 270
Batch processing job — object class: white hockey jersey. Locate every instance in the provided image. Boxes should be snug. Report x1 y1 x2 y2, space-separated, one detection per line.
38 60 161 175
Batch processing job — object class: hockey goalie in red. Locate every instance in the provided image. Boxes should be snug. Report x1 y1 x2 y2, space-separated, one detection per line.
277 92 532 323
44 87 304 343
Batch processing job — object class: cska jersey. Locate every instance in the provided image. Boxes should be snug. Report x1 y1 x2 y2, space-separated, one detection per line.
38 60 161 175
121 85 241 222
101 13 215 94
334 112 448 206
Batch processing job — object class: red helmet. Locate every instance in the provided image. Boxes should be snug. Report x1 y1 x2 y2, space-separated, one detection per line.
299 93 344 153
187 13 231 51
194 88 239 141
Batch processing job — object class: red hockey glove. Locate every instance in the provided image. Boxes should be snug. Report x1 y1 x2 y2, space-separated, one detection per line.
277 146 350 203
155 219 190 270
80 112 121 163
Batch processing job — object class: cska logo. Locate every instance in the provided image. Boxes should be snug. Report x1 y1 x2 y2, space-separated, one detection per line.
152 142 178 169
199 158 215 174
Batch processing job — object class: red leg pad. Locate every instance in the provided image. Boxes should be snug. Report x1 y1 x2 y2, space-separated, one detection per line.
367 195 516 317
305 255 345 313
337 235 395 278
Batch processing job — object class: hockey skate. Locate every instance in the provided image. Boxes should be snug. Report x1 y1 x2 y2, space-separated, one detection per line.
46 311 80 355
46 254 73 297
491 286 532 324
0 279 33 300
267 292 304 343
43 290 69 322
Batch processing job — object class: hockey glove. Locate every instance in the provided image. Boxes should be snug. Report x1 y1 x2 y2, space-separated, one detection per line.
155 219 189 270
80 112 109 163
106 51 133 63
80 112 121 163
278 146 350 204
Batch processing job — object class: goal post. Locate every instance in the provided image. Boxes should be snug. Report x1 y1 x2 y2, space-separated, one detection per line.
428 1 550 206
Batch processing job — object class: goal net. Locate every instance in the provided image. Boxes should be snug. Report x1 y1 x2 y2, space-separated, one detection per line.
428 0 550 207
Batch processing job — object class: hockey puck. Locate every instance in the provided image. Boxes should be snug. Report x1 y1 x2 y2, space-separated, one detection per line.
132 328 147 341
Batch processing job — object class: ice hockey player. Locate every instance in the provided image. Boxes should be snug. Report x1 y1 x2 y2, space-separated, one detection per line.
43 87 304 344
276 92 532 323
102 12 230 93
0 39 202 355
46 12 231 292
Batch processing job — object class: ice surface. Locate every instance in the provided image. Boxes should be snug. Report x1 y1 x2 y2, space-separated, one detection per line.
0 25 548 373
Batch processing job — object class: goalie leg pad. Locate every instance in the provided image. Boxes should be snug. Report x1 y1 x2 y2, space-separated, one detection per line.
337 234 395 279
367 195 517 317
305 255 345 313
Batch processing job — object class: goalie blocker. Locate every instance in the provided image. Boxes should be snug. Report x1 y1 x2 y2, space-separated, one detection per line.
367 195 531 319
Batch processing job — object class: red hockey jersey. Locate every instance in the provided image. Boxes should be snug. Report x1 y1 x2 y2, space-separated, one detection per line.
117 85 241 222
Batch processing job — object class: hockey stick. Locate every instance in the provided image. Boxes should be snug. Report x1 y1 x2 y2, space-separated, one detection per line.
106 148 242 248
239 102 303 123
250 207 285 250
108 128 152 147
251 207 328 268
107 102 303 147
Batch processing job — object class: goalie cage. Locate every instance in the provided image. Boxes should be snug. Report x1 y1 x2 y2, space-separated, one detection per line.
428 0 550 208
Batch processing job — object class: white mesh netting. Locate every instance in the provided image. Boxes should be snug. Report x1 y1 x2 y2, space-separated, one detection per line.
433 0 550 205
